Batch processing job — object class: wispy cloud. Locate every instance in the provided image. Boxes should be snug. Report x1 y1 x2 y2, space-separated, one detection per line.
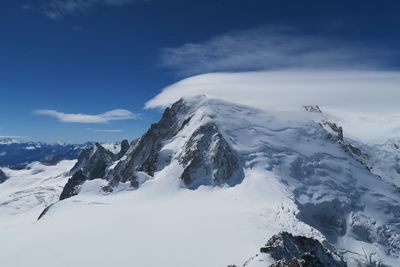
35 109 136 123
146 70 400 113
38 0 147 19
160 27 397 76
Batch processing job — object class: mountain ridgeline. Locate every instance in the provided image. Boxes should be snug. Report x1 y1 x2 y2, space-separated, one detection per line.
60 98 244 200
53 96 400 266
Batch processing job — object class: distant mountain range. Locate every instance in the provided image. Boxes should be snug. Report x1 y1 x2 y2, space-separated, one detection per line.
0 139 94 167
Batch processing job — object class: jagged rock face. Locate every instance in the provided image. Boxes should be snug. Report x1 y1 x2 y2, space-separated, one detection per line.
107 99 192 185
179 123 243 189
0 169 7 184
107 99 243 189
59 170 87 200
303 105 322 113
116 139 130 160
321 121 343 142
70 143 115 180
60 143 116 200
260 232 347 267
321 121 369 163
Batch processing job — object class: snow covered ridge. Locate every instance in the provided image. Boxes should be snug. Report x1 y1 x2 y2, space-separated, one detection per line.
1 96 400 266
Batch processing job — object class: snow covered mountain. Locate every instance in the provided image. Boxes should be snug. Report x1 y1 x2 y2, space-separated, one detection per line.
0 96 399 267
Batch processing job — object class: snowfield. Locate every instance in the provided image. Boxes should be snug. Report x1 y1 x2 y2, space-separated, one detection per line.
0 160 308 267
0 96 399 267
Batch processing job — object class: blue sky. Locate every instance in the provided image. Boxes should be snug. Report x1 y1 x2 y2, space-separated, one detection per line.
0 0 399 143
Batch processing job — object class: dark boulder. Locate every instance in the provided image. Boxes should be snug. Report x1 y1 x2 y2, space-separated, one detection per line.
303 105 322 113
322 121 343 142
116 139 130 160
59 170 88 200
70 143 115 179
260 232 347 267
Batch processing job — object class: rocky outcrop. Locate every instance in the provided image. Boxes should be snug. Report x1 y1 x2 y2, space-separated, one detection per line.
179 123 243 189
322 121 343 142
70 143 115 179
303 105 322 113
59 170 88 200
106 98 243 190
0 169 7 184
260 232 347 267
116 139 130 160
60 143 116 200
321 121 369 164
107 99 193 185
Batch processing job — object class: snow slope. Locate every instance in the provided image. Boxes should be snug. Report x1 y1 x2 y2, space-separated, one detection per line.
0 160 75 228
0 96 399 267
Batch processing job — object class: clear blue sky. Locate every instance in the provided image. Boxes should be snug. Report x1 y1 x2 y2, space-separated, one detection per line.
0 0 399 143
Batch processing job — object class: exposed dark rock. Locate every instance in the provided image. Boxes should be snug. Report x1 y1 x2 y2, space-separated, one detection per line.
396 159 400 175
347 144 362 156
346 144 369 162
70 143 115 179
106 98 244 190
0 169 8 184
322 121 343 142
59 170 88 200
303 105 322 113
260 232 347 267
321 121 370 167
107 99 192 185
37 203 55 220
9 164 29 170
179 123 243 189
117 139 130 160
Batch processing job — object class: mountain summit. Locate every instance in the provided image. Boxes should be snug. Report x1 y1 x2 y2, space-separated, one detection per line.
1 96 399 267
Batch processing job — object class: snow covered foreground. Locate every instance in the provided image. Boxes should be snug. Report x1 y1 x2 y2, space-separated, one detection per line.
0 160 300 267
1 96 400 266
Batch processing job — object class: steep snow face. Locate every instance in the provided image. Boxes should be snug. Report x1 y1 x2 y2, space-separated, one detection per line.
1 97 400 267
111 96 399 265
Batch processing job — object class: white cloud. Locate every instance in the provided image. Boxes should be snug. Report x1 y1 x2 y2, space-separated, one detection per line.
146 70 400 141
35 109 136 123
42 0 147 19
160 27 396 76
146 70 400 113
